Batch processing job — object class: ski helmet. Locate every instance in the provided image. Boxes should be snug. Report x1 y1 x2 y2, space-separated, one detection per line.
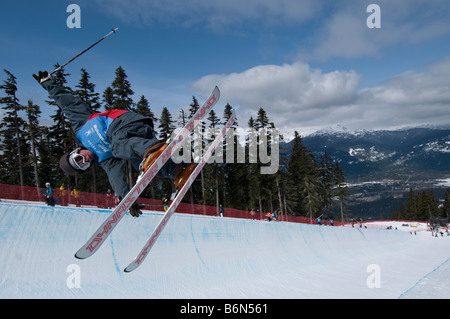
59 147 91 175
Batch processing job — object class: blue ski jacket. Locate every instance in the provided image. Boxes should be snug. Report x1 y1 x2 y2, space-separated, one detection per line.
41 79 177 200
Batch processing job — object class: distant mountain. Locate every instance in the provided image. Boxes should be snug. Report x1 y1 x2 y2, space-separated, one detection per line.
286 127 450 182
282 127 450 219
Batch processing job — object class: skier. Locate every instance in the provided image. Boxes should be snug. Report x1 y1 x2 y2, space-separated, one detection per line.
33 71 194 217
45 182 56 206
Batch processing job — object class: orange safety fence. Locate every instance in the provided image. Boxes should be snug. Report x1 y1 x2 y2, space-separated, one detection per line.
0 183 351 225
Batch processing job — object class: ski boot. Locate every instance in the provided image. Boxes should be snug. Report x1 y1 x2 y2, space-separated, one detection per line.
173 163 196 192
139 141 167 175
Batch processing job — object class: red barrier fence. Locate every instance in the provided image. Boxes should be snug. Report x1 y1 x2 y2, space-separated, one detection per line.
0 183 350 225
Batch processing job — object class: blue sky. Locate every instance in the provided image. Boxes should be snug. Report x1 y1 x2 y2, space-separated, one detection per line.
1 0 450 137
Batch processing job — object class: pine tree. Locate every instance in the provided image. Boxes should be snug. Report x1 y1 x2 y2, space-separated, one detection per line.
24 100 42 188
158 107 175 140
102 86 114 110
406 188 417 219
202 110 223 208
392 203 407 220
189 95 206 148
285 131 322 217
221 104 248 210
0 69 29 187
135 95 157 121
255 107 269 130
246 108 272 213
105 66 134 110
285 132 312 215
188 96 199 117
252 108 281 213
74 68 100 112
428 191 440 218
207 110 221 128
188 96 207 204
178 108 187 127
285 132 304 214
394 189 441 221
248 117 255 129
36 126 54 189
333 162 350 221
223 103 237 127
301 164 321 221
318 152 335 215
441 188 450 219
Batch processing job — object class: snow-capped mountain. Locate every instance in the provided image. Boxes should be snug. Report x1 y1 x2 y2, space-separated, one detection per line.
288 127 450 181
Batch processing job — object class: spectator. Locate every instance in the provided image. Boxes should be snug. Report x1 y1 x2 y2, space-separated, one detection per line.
59 183 68 206
71 187 81 207
106 189 114 209
44 182 56 206
162 197 169 212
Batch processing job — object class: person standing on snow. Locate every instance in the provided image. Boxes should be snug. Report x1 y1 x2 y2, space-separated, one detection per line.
45 182 56 206
33 71 194 217
59 183 67 206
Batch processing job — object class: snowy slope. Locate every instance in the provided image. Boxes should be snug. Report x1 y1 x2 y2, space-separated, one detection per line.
0 202 449 299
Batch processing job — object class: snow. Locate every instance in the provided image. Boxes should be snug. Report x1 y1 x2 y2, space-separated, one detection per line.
436 178 450 187
0 201 449 299
355 220 429 233
348 147 396 162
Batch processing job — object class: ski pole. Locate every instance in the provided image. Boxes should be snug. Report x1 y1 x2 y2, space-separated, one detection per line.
50 27 119 76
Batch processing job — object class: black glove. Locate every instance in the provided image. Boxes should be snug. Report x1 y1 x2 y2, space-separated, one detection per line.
32 71 51 83
129 202 144 218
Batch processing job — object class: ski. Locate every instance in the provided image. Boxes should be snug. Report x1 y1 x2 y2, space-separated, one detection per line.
124 111 236 272
74 86 220 259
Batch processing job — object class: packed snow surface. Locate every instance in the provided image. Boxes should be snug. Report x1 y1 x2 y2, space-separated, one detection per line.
0 202 449 299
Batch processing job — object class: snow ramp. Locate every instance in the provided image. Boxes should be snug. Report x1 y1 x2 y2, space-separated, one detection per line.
0 202 449 299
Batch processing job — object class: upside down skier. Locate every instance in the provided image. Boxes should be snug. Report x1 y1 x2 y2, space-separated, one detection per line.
33 71 195 217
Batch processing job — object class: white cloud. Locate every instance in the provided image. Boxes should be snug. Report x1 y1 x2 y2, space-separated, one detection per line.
192 57 450 136
192 62 361 134
310 0 450 60
355 56 450 129
193 62 360 110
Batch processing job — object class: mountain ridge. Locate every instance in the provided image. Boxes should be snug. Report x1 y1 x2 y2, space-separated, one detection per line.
282 126 450 219
297 126 450 181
